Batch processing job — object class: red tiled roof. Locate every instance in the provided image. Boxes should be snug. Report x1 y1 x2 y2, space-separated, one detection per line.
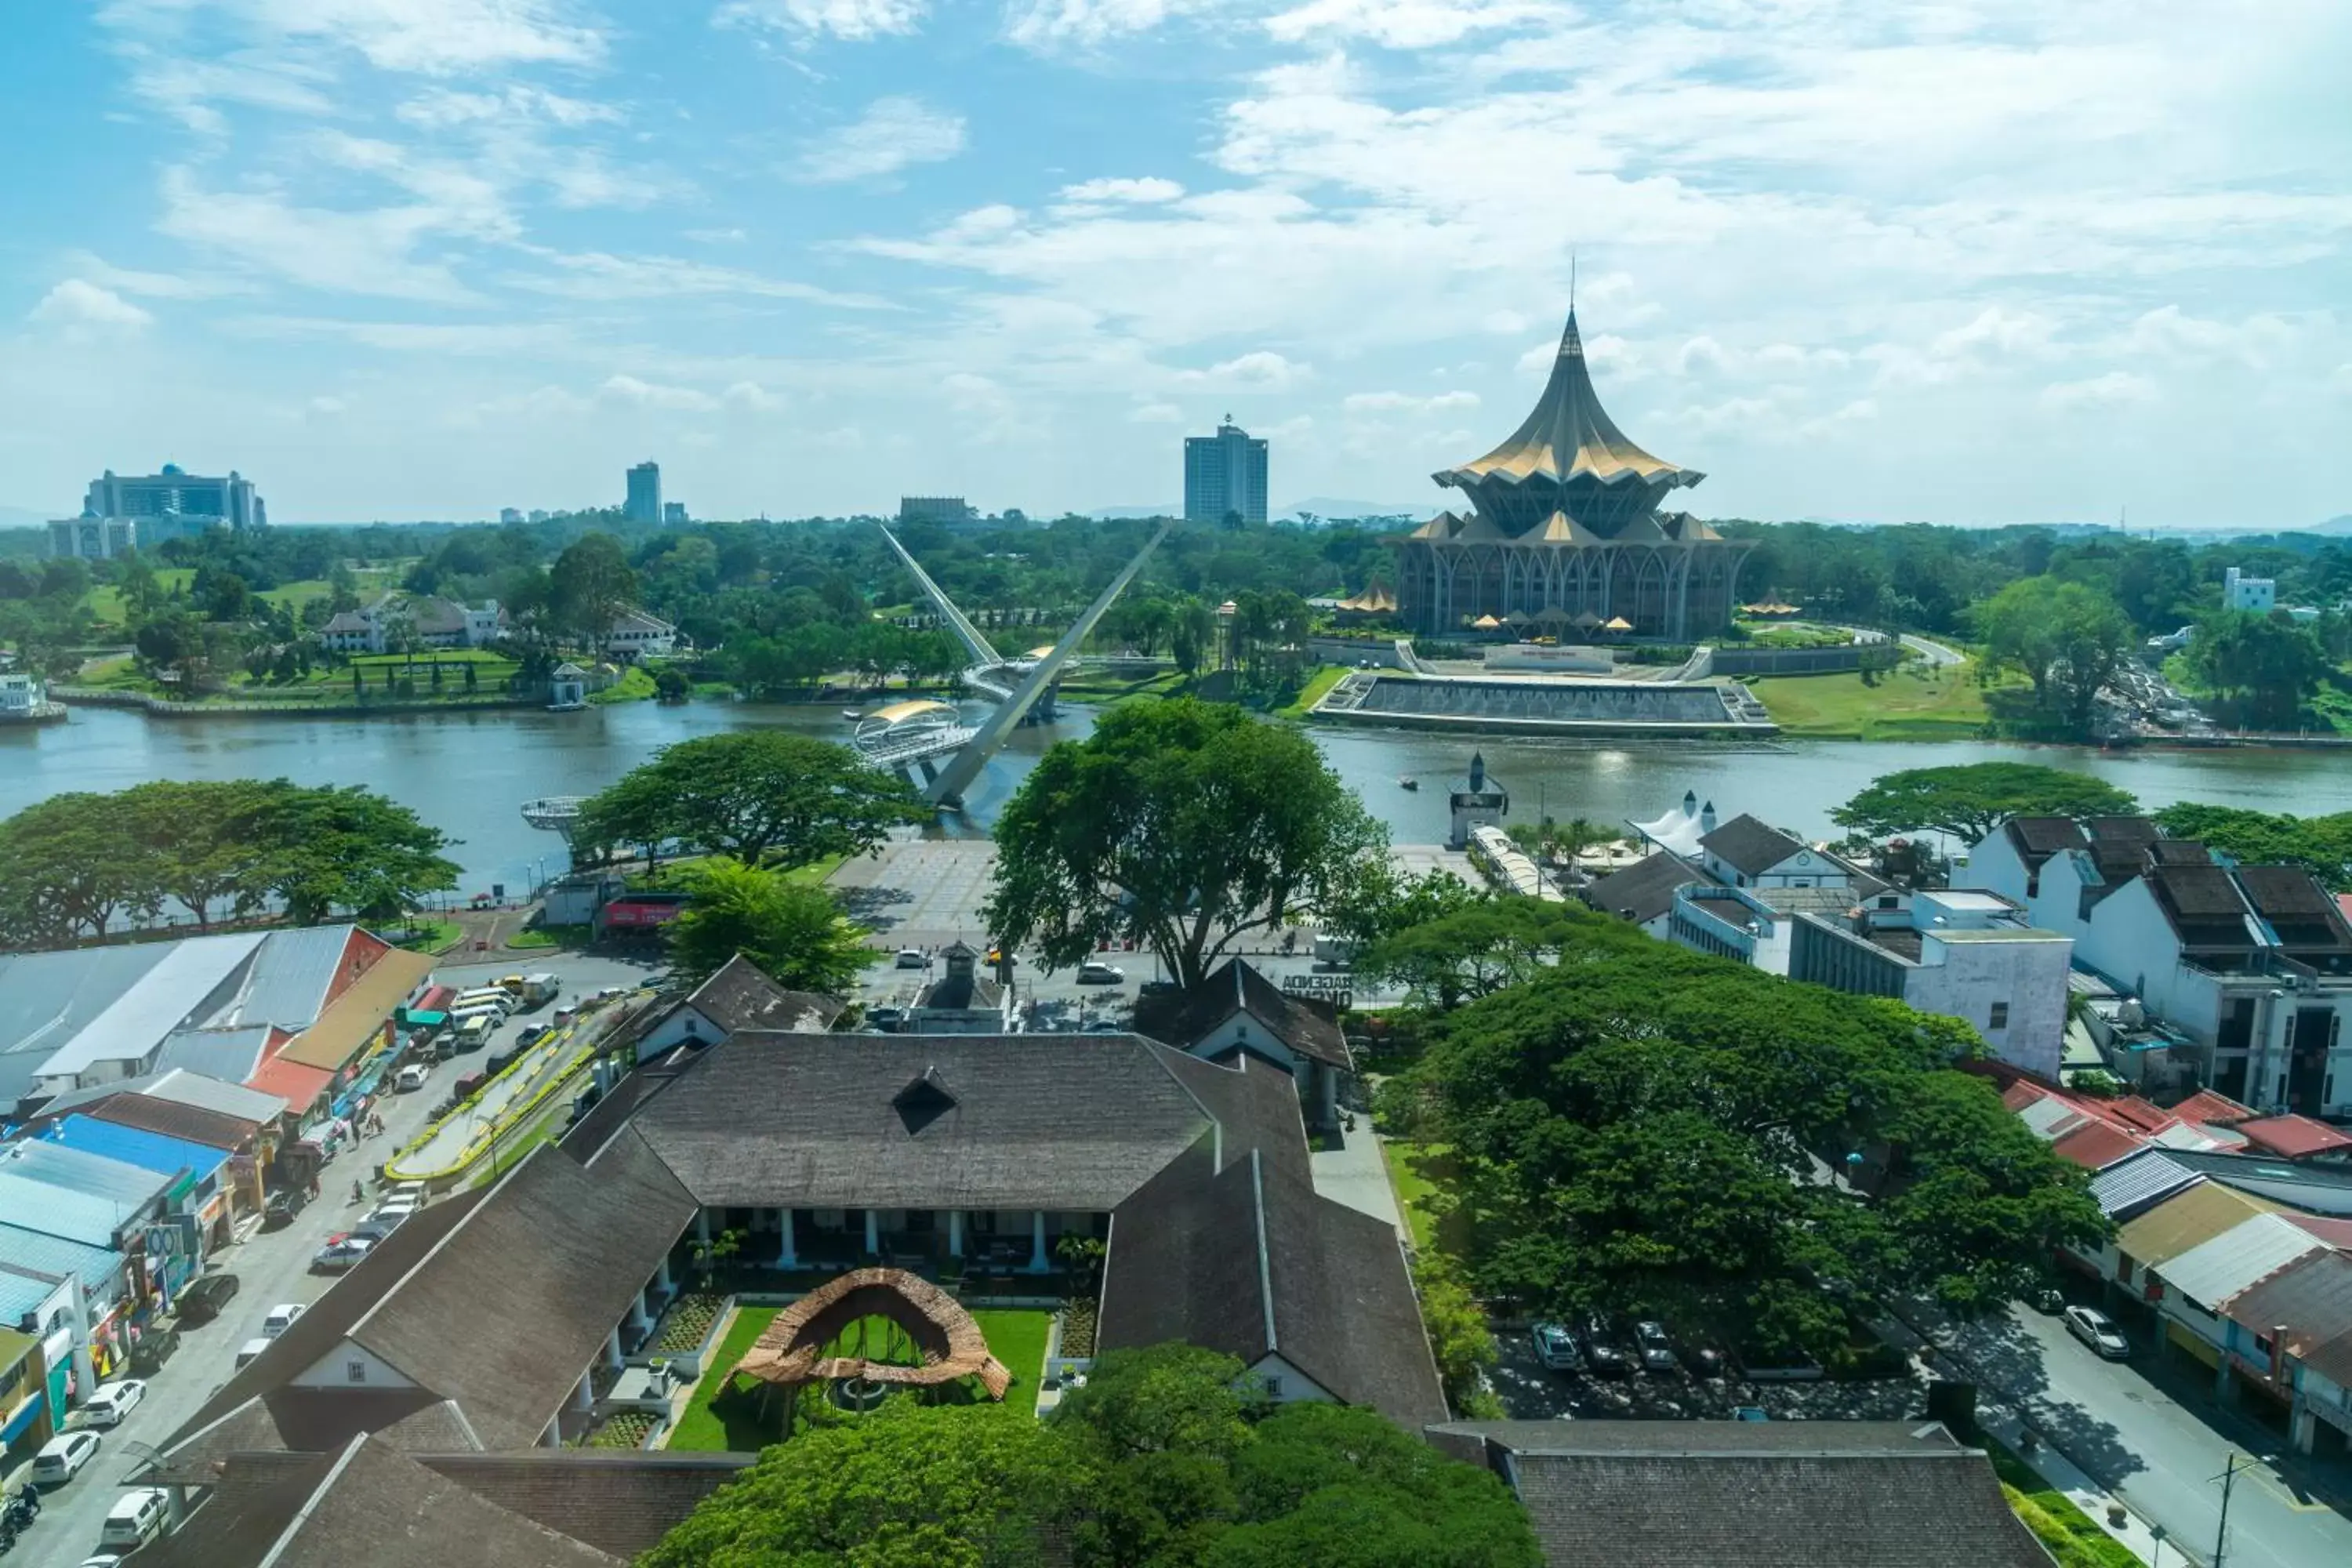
2050 1121 2149 1171
2285 1214 2352 1249
2103 1098 2176 1132
248 1054 334 1109
2235 1116 2352 1160
2172 1089 2257 1128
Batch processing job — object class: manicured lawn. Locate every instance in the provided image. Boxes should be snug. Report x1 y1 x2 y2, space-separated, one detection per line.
1276 663 1350 718
505 928 560 949
782 852 848 887
1981 1436 2143 1568
390 919 465 954
590 666 658 704
665 1304 1054 1451
1748 659 2001 739
1382 1140 1466 1258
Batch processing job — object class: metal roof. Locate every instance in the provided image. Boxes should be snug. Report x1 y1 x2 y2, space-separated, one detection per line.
156 1025 278 1083
0 943 180 1107
141 1068 287 1125
2089 1151 2204 1221
0 1169 147 1247
53 1115 228 1183
2116 1181 2278 1267
2155 1213 2324 1310
2016 1096 2086 1139
31 932 265 1081
0 1136 174 1213
0 1222 125 1323
200 925 358 1031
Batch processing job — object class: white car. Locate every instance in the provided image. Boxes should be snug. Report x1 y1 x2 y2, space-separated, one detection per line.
81 1378 147 1427
895 948 927 968
263 1302 307 1338
1076 961 1126 985
32 1428 100 1486
2064 1305 2131 1360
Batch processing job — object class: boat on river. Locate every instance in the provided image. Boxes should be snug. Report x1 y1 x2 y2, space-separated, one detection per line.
1399 775 1418 790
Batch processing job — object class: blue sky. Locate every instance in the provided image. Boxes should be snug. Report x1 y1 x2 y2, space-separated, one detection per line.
2 1 2347 526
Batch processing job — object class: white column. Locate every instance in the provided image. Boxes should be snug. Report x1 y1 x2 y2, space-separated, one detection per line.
775 1210 796 1269
573 1374 593 1414
630 1290 651 1335
655 1257 673 1294
864 1209 880 1255
696 1209 711 1246
1029 1210 1048 1273
948 1210 964 1258
541 1420 561 1449
606 1328 622 1372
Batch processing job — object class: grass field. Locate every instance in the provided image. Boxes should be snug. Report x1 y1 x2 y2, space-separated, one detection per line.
1383 1141 1467 1258
589 666 658 705
390 919 465 955
1748 659 2002 739
1275 663 1350 718
1981 1436 2143 1568
665 1304 1054 1452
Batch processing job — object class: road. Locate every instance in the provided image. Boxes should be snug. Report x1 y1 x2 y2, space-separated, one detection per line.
18 950 659 1567
1900 632 1966 667
1936 1304 2352 1568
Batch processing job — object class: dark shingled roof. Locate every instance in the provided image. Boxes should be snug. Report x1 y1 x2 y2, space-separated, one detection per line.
1583 852 1702 926
1101 1123 1446 1430
134 1436 622 1568
2003 816 2089 868
662 953 843 1036
2237 865 2352 960
1166 956 1352 1071
2149 862 2258 948
346 1137 697 1451
419 1450 756 1560
2084 815 2163 882
1697 813 1807 877
630 1032 1232 1211
1428 1421 2049 1568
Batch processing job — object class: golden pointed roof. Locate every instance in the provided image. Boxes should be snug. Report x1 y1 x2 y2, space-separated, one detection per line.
1434 313 1703 492
1534 510 1605 545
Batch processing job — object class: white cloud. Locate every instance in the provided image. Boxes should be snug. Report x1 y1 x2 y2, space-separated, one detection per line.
795 97 967 184
1343 388 1478 413
686 227 749 244
103 0 610 75
601 374 721 412
2125 304 2298 368
1675 336 1726 376
715 0 927 42
395 85 618 129
724 380 785 412
1004 0 1185 51
156 168 481 302
2040 372 2158 411
308 394 348 415
28 280 155 331
1128 401 1184 423
1930 306 2058 361
1265 0 1547 50
508 251 891 307
1177 350 1310 389
1058 176 1185 205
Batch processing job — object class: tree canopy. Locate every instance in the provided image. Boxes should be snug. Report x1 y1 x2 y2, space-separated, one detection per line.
663 858 873 991
2151 803 2352 891
1830 762 2140 846
0 779 459 947
575 730 924 869
644 1345 1541 1568
1354 895 1599 1011
547 530 638 647
2183 608 2333 729
1975 575 2135 737
1386 910 2106 1362
985 699 1385 989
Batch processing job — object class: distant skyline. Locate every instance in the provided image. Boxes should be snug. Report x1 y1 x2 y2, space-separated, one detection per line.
2 3 2347 528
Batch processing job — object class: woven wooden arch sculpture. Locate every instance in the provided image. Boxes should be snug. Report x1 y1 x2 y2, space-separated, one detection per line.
736 1267 1013 1421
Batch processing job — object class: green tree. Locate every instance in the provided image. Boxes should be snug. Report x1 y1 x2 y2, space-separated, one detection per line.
1410 1254 1501 1416
1976 575 2134 736
0 790 157 942
2151 804 2352 891
252 783 461 924
575 731 923 869
2184 609 2331 728
1355 896 1599 1010
1831 762 2140 846
641 1402 1080 1568
664 858 873 990
549 531 637 648
1319 865 1486 952
985 700 1386 989
124 779 276 927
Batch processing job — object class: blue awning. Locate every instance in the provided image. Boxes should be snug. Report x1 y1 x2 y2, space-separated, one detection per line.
2 1388 44 1443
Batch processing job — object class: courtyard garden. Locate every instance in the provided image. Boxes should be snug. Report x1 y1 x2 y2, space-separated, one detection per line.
664 1305 1054 1452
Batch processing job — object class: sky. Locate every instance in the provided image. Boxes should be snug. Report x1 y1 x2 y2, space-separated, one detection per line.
1 1 2347 528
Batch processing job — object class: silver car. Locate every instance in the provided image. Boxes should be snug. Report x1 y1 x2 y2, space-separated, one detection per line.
2064 1305 2130 1360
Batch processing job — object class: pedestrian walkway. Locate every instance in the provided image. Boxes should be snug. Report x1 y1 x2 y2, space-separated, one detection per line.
1311 1126 1406 1234
1977 1402 2162 1566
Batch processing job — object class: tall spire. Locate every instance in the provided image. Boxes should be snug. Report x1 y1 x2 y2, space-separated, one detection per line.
1569 250 1577 314
1436 307 1697 490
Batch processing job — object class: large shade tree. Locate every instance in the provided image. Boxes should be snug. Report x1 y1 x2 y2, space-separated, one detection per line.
1831 762 2140 846
575 731 924 869
985 699 1385 989
1390 912 2107 1361
664 858 873 991
1975 575 2135 736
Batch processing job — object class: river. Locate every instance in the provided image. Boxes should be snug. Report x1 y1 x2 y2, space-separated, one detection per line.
3 701 2347 897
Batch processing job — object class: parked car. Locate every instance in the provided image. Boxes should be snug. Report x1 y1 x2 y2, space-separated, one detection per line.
1633 1320 1680 1374
895 948 927 968
80 1379 147 1428
31 1430 100 1487
1678 1336 1730 1379
1076 961 1126 985
175 1271 241 1325
262 1189 306 1230
1578 1318 1632 1377
311 1233 376 1273
262 1303 307 1339
99 1487 171 1551
234 1338 273 1370
2064 1305 2131 1360
1530 1321 1583 1373
395 1063 431 1092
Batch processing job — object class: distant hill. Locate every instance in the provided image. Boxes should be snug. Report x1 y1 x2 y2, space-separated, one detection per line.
2313 515 2352 536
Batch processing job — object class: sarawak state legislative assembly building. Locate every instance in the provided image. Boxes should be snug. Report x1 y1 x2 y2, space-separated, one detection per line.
1390 312 1754 640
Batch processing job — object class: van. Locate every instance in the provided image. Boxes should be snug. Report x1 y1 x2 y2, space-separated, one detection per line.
100 1488 171 1549
455 989 515 1015
396 1063 430 1092
521 973 559 1007
235 1337 271 1370
456 1014 495 1051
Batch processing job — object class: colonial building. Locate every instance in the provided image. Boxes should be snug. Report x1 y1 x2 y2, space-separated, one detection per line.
1390 312 1753 639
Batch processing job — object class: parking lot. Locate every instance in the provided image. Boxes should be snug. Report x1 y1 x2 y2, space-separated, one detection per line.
1490 1327 1929 1423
